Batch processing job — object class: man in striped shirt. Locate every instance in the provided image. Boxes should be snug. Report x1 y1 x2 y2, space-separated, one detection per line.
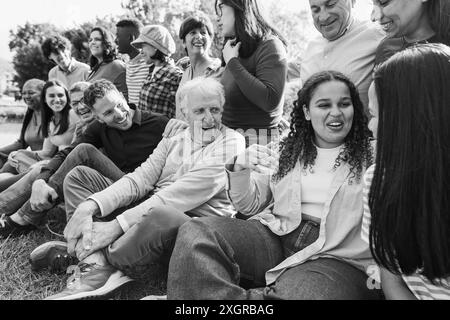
115 19 151 105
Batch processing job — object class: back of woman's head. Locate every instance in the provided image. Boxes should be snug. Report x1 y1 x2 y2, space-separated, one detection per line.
89 26 117 68
427 0 450 45
215 0 287 58
370 43 450 281
40 80 71 138
275 70 372 183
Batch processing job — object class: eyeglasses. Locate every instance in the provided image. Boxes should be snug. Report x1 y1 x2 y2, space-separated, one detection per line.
71 99 83 107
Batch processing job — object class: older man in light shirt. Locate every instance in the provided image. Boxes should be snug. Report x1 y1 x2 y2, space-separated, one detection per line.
37 77 245 300
299 0 384 112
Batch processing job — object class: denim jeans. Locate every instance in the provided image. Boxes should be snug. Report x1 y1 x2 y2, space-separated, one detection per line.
18 144 125 226
0 170 27 193
0 165 43 215
104 206 191 271
167 217 382 300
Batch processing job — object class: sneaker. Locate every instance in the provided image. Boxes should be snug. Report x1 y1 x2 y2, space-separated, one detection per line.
141 295 167 300
0 214 36 238
29 241 78 274
45 263 133 300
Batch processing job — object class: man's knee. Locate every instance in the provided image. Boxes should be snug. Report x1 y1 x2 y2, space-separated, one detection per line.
70 143 98 160
176 217 224 249
63 166 92 194
73 143 97 154
144 206 190 229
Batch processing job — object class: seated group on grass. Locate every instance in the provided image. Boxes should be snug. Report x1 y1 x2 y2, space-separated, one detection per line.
1 0 449 300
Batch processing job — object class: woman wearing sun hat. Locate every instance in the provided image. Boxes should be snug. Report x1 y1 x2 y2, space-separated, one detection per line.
132 25 183 119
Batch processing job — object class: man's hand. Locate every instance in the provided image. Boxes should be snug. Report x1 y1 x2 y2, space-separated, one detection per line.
162 119 188 138
222 39 241 65
30 179 58 212
7 151 19 167
75 220 123 261
64 200 99 257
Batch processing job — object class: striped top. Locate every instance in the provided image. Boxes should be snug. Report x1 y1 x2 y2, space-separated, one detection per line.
126 55 151 105
361 165 450 300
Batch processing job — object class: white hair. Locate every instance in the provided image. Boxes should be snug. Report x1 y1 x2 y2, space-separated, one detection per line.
176 77 225 113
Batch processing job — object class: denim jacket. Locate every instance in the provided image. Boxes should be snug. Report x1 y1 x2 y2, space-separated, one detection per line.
226 160 374 285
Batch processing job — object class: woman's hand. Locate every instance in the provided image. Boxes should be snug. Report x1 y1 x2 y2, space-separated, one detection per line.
223 39 241 65
233 144 279 175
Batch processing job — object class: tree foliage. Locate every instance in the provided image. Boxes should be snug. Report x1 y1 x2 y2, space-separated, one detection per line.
121 0 313 61
9 17 119 88
10 0 313 88
122 0 222 61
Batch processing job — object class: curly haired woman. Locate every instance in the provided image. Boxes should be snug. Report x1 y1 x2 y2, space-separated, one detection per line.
165 70 381 300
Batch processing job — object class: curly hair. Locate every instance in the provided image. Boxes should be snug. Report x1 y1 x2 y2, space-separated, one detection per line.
83 79 119 109
41 34 72 59
274 71 373 183
88 26 118 69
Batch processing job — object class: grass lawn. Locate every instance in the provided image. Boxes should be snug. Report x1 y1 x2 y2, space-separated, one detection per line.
0 210 168 300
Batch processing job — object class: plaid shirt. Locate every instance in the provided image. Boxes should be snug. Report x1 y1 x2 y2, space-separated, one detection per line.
138 60 182 118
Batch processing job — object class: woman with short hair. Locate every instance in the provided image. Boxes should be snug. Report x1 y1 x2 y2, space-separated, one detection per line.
132 25 183 119
175 12 222 119
0 79 46 191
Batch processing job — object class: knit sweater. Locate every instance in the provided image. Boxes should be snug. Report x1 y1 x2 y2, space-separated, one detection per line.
220 36 287 130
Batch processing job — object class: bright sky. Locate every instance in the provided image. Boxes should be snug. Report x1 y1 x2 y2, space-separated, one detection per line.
0 0 373 62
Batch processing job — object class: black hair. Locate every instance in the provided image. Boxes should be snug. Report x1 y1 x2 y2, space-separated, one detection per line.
274 70 373 183
19 79 45 145
40 80 71 138
41 35 72 60
215 0 287 58
427 0 450 45
88 26 118 69
369 43 450 282
116 19 144 37
179 11 214 41
83 79 119 109
151 49 169 63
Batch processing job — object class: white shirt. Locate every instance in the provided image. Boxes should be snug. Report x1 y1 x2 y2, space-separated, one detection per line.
301 145 343 219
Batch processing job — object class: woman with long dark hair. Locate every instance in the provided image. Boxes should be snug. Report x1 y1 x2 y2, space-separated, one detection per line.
372 0 450 65
362 43 450 300
86 27 128 100
215 0 288 146
0 79 45 191
166 71 378 300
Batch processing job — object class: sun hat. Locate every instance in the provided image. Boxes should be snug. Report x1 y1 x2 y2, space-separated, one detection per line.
131 25 176 56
